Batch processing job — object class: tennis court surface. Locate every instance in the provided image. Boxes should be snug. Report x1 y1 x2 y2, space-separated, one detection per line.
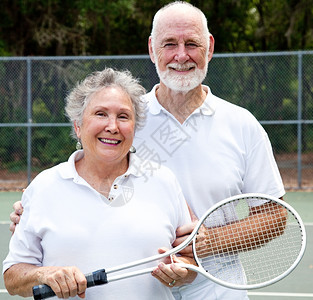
0 191 312 299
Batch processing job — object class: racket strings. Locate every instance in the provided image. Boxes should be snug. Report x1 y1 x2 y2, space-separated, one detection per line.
194 198 304 286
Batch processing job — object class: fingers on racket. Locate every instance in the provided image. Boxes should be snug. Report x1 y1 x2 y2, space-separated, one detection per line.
33 269 108 299
193 194 306 289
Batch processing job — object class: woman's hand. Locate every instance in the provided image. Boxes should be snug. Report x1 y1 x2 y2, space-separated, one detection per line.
37 266 87 299
4 263 87 299
151 248 197 288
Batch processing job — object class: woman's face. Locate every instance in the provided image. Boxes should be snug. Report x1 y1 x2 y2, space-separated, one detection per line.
75 86 135 166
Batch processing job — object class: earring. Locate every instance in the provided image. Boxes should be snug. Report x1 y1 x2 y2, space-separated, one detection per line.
129 145 136 153
76 141 82 150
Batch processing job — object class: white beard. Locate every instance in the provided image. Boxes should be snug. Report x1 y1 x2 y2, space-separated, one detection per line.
155 61 208 92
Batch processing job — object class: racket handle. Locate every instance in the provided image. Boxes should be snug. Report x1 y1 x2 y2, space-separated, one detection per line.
32 269 108 299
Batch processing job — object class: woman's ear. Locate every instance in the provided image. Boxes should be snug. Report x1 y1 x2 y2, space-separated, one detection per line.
74 121 81 139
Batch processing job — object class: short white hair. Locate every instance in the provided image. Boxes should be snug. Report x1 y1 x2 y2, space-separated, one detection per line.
150 1 211 51
65 68 146 139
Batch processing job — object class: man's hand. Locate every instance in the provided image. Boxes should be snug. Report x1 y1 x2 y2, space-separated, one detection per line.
9 200 23 233
172 204 206 258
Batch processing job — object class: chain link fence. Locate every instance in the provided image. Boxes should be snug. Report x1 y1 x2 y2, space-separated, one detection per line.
0 51 312 191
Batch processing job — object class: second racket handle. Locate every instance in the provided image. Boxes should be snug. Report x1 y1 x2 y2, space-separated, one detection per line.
32 269 108 299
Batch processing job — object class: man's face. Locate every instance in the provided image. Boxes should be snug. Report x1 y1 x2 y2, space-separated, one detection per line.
150 9 210 92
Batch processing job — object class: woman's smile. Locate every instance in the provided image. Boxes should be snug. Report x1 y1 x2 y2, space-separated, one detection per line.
98 138 121 145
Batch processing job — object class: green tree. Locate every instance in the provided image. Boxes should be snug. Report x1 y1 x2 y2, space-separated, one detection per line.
253 0 313 51
0 0 312 56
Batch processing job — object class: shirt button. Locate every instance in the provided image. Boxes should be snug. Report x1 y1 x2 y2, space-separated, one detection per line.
113 184 118 189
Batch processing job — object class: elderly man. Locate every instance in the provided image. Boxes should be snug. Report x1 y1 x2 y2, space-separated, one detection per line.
134 1 285 299
9 2 285 299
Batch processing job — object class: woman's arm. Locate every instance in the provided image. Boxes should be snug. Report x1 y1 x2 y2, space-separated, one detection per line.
4 263 87 299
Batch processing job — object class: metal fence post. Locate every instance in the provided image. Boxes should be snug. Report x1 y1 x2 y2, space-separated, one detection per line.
27 58 32 184
297 51 303 189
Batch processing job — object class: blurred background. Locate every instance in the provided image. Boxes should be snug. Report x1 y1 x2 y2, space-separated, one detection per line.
0 0 312 191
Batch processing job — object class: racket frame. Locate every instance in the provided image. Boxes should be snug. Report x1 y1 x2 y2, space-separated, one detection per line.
191 193 307 289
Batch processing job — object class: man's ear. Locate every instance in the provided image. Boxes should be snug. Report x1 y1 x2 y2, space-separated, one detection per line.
148 36 156 64
208 35 215 62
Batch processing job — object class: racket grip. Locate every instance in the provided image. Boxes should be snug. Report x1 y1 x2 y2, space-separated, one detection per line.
32 269 108 299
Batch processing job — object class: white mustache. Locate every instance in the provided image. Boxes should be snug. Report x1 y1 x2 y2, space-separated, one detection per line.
167 63 197 71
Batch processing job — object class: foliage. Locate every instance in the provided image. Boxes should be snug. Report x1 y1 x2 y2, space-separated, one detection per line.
0 0 312 173
0 0 312 56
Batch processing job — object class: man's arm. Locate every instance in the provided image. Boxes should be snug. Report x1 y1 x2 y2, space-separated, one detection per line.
173 198 287 257
196 201 287 257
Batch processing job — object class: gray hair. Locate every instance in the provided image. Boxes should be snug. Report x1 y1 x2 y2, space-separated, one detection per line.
150 1 211 50
65 68 146 139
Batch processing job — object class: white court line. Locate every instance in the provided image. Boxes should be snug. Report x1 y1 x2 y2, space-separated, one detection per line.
248 292 313 297
0 289 8 293
0 221 10 225
301 222 313 226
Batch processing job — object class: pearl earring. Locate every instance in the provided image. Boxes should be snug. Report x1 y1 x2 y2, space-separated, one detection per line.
129 145 136 153
76 141 82 150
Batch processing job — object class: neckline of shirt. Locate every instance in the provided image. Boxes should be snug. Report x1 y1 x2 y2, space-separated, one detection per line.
148 84 216 118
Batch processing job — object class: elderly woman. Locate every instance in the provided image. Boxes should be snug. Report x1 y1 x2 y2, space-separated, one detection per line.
3 68 194 299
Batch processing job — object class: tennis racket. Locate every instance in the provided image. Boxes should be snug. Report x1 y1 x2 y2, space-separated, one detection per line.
33 193 306 299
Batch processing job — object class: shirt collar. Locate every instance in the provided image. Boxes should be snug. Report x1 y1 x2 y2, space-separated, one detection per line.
124 152 151 178
146 84 216 117
59 150 150 181
58 150 83 180
146 85 162 115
